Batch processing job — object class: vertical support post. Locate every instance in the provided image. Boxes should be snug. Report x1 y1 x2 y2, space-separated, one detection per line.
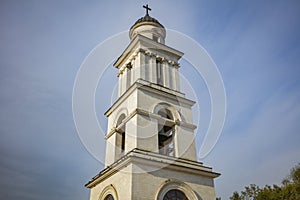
140 51 146 80
174 65 180 91
150 54 157 83
134 52 141 83
119 72 125 96
131 57 136 84
169 63 173 89
171 64 177 90
163 60 169 88
144 54 149 81
121 69 126 94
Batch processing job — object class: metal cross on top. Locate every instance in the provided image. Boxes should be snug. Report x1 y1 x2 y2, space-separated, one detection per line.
143 4 152 15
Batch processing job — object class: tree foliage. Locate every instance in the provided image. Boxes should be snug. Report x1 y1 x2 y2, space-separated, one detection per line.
229 164 300 200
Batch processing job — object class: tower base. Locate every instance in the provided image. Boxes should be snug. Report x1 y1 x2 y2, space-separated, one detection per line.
86 149 220 200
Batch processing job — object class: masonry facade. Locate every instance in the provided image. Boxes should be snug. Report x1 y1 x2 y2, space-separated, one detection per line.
85 6 220 200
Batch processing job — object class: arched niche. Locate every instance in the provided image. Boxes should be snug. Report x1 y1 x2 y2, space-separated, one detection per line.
99 184 118 200
156 180 198 200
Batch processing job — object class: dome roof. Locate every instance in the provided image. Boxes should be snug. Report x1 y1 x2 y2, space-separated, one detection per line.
129 5 166 42
130 13 164 31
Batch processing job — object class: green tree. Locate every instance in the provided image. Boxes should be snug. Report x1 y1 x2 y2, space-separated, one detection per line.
229 164 300 200
229 192 242 200
240 184 260 200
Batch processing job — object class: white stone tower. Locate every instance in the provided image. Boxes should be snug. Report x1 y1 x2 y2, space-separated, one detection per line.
85 5 220 200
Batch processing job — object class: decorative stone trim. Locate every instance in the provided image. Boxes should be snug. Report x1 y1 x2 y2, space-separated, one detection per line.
105 108 196 139
114 34 183 69
156 179 198 200
85 148 219 188
104 79 191 117
98 184 119 200
117 70 123 77
105 127 117 139
175 119 197 130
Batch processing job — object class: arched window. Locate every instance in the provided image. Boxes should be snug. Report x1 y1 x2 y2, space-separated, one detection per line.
156 180 197 200
104 194 114 200
99 185 118 200
115 114 126 160
163 189 188 200
157 108 174 156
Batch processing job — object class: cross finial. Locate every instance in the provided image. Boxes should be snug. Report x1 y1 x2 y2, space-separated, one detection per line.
143 4 151 16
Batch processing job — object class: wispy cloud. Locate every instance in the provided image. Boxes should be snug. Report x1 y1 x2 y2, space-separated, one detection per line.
0 1 300 199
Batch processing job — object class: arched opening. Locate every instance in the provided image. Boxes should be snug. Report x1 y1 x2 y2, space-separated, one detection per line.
104 194 114 200
156 180 197 200
99 185 118 200
163 189 188 200
115 114 126 160
157 108 175 156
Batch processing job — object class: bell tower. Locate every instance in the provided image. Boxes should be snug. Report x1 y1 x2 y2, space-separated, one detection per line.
86 5 220 200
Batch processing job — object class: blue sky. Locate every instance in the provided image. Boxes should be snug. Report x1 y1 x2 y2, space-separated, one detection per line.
1 0 300 199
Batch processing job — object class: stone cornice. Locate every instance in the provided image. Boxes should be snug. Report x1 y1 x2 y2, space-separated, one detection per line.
113 34 184 69
175 119 197 130
105 108 197 139
85 149 220 188
104 79 194 117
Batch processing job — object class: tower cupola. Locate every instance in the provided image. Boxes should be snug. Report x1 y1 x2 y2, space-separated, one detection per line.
129 4 166 44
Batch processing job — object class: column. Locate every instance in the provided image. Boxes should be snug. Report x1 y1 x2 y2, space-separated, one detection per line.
118 72 124 96
168 63 173 90
144 54 150 81
121 69 126 94
134 52 141 82
131 57 136 84
126 67 131 90
170 63 177 90
140 51 146 80
174 65 180 91
162 60 169 88
150 54 157 83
